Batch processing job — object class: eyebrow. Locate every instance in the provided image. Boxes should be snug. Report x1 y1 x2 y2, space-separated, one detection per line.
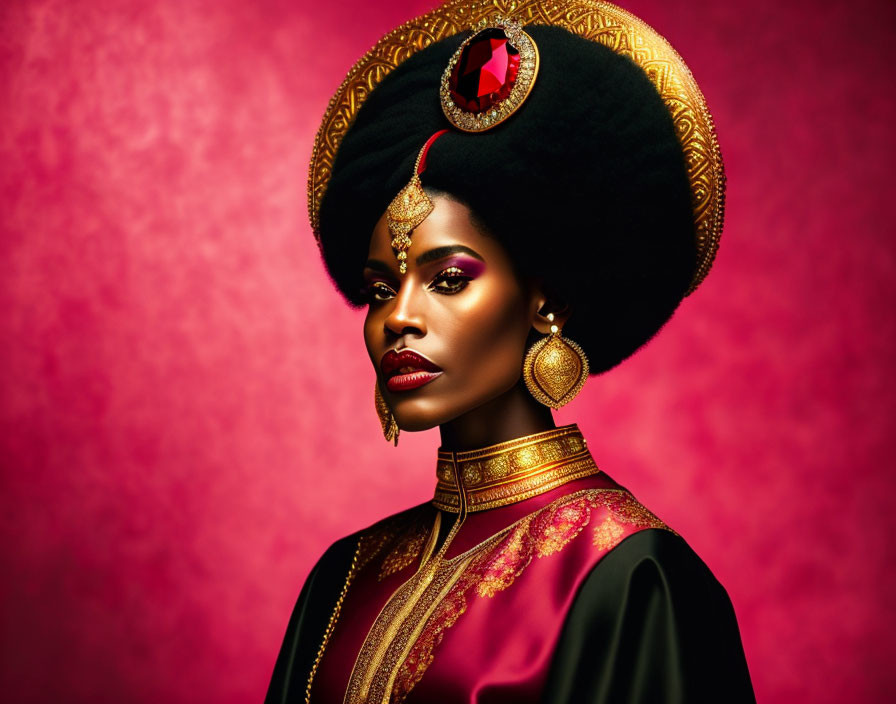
363 245 485 274
362 258 393 274
415 245 485 266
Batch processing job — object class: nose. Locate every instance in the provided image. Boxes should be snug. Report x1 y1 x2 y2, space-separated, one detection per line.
384 280 427 338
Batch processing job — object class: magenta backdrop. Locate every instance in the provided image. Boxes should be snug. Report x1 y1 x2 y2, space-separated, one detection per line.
1 0 894 701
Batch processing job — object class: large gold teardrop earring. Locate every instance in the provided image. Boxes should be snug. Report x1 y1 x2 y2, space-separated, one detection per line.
523 313 590 409
374 382 399 446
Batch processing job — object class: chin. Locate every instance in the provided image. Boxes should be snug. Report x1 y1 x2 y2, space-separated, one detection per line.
391 397 458 432
389 379 520 433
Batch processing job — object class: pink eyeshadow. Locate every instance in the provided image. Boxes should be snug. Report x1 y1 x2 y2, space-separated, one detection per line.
439 255 486 277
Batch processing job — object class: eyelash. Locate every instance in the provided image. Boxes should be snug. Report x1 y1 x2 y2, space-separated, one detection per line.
428 266 472 295
366 281 395 302
363 266 473 303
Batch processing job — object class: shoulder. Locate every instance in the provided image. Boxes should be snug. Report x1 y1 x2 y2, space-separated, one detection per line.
566 479 714 582
552 482 739 633
315 501 434 576
291 502 435 628
577 484 733 611
340 501 433 548
597 528 723 590
545 523 755 702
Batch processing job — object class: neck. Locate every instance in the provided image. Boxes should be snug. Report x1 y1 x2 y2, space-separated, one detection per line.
438 380 557 452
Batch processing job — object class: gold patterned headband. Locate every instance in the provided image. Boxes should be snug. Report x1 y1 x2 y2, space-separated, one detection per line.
309 0 725 294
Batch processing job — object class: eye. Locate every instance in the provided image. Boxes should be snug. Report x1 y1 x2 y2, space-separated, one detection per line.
364 281 396 302
429 266 472 295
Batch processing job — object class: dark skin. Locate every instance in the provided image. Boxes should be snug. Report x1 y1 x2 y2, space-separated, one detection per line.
362 194 572 452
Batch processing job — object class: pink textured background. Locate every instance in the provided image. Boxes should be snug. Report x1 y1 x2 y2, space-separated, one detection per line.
1 0 894 701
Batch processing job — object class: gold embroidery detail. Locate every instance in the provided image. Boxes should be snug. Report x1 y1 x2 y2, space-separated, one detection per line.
308 0 725 295
462 463 481 485
304 508 443 700
346 455 470 704
378 514 431 581
347 488 671 703
536 501 590 558
360 556 473 703
416 511 442 567
433 425 600 512
358 511 422 572
593 514 625 550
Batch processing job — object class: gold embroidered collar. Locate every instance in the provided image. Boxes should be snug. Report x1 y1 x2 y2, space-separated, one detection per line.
432 424 599 513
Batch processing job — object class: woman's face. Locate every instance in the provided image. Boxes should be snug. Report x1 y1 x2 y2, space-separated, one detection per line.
363 195 541 431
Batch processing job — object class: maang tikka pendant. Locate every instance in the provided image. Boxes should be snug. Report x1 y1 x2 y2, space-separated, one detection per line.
386 171 432 274
385 130 448 274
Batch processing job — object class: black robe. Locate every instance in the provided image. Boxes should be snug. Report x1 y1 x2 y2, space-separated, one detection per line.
267 526 754 703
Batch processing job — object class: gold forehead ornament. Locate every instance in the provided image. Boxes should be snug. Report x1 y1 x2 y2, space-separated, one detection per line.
386 130 448 274
386 16 538 273
310 0 725 293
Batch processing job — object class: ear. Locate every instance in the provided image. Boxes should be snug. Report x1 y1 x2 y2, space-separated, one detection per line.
528 284 572 335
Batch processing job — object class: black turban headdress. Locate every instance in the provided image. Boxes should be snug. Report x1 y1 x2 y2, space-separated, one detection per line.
311 2 724 374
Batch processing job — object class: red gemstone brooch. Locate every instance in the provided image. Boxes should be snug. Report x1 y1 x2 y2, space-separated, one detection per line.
441 17 540 132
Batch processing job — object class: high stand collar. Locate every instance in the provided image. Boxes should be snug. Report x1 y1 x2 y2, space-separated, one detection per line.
433 424 599 513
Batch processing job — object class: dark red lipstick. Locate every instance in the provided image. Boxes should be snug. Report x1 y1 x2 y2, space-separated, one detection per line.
381 350 443 392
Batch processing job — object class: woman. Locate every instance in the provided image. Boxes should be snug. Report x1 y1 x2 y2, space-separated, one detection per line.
268 1 754 702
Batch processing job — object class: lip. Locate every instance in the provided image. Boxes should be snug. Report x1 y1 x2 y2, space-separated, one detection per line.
381 349 443 392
